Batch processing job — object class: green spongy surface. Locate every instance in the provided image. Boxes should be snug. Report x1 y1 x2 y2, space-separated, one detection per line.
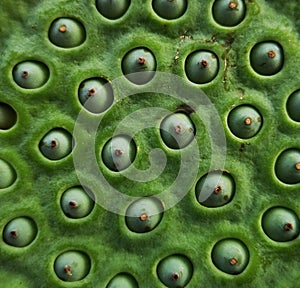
0 0 299 287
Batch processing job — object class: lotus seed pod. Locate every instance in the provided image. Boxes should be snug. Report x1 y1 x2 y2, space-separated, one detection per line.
102 134 136 172
195 171 235 207
0 158 17 189
78 78 114 114
262 207 300 242
3 217 37 247
185 50 219 84
212 0 246 27
157 254 193 288
0 103 17 130
13 61 49 89
49 18 86 48
122 47 156 85
61 187 94 219
286 90 300 122
275 149 300 184
106 273 139 288
160 112 195 149
228 105 263 139
96 0 131 20
250 41 284 76
39 128 73 160
152 0 187 20
211 238 249 275
54 250 91 281
125 197 164 233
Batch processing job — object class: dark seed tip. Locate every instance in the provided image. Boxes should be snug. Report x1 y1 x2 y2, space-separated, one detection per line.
229 257 238 265
138 57 146 65
283 223 294 231
171 272 180 281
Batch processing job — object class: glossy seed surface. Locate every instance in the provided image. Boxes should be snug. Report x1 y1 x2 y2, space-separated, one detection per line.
286 90 300 122
106 273 138 288
0 158 17 189
0 103 17 130
152 0 187 20
96 0 131 20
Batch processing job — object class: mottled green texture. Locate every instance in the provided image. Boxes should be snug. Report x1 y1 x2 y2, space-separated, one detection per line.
0 1 299 287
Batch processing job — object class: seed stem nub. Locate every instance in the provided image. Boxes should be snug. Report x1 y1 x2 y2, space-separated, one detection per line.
59 25 67 33
283 222 294 231
200 59 209 68
244 117 252 125
229 2 238 10
139 213 148 221
295 162 300 170
22 71 29 78
229 257 238 265
138 57 146 65
10 230 18 239
69 200 78 209
214 185 222 195
64 264 73 276
171 272 180 281
268 50 276 58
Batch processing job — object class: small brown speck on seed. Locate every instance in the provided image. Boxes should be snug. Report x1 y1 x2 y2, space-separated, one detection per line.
244 117 252 125
268 50 276 58
69 201 78 209
138 57 146 65
229 258 238 265
175 125 182 134
295 162 300 170
283 222 293 231
88 88 96 96
22 71 29 79
214 185 222 195
51 140 57 148
229 2 238 9
139 213 148 221
10 230 18 239
114 149 123 156
64 265 73 276
171 272 180 281
59 25 67 33
200 59 209 68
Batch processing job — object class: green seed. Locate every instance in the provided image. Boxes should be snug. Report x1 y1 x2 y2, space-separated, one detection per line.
54 250 91 282
185 50 219 84
61 187 94 219
160 112 195 149
121 47 156 85
212 0 246 27
3 217 37 247
0 158 17 189
0 103 17 130
227 105 263 139
286 90 300 122
157 254 193 288
262 207 300 242
96 0 131 20
211 238 249 275
102 134 136 172
275 149 300 184
152 0 187 20
195 171 235 207
78 78 114 114
250 41 284 76
49 18 86 48
13 61 49 89
106 273 138 288
125 197 164 233
39 128 73 161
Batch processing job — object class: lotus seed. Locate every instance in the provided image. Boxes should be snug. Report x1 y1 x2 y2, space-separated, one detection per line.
78 78 114 114
39 128 73 160
0 158 17 189
61 186 94 219
228 105 263 139
3 217 37 247
211 238 249 275
250 41 284 76
106 273 139 288
125 197 164 233
160 112 195 149
122 47 156 85
49 18 86 48
96 0 131 20
157 254 193 288
286 90 300 122
54 250 91 281
275 148 300 184
13 61 49 89
195 171 235 207
152 0 187 20
262 207 300 242
102 134 136 171
185 50 219 84
212 0 246 27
